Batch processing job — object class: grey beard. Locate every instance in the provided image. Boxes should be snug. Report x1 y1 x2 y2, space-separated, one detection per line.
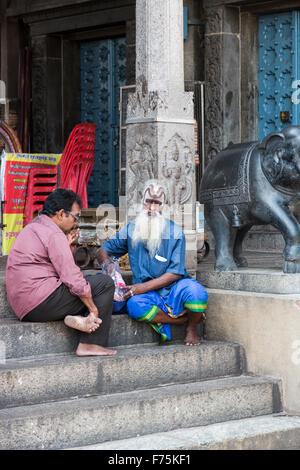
132 209 166 257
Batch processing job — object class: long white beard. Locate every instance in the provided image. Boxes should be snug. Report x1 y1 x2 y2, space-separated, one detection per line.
132 209 167 257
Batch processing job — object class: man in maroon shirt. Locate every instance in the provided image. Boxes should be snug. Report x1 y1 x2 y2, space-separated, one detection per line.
6 189 116 357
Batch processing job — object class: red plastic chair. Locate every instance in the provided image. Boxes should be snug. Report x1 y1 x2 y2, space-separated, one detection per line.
60 123 96 177
23 123 97 225
23 167 58 226
63 152 95 208
60 124 96 209
60 124 97 206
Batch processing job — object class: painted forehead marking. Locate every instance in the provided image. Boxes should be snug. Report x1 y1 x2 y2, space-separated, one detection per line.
144 184 165 201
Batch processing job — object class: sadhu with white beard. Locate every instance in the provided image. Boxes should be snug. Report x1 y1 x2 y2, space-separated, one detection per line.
97 180 208 345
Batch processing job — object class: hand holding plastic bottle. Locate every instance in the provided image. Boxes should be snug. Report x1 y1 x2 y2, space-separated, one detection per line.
101 258 128 301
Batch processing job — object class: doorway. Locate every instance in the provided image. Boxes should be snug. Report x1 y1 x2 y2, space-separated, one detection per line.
258 11 300 139
80 37 126 208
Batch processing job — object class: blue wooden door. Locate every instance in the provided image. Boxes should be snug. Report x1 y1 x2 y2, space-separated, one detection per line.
258 12 300 140
80 37 126 207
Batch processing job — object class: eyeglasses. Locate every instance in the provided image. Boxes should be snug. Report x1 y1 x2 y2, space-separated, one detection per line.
65 210 80 223
144 199 163 207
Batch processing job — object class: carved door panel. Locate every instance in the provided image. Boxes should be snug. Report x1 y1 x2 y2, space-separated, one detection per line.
80 37 126 207
258 11 300 140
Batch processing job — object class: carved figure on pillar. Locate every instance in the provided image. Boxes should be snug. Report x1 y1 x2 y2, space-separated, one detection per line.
162 134 193 206
128 138 155 202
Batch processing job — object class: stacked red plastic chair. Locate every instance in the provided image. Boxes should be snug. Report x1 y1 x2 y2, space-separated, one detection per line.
60 123 97 208
23 123 96 226
23 167 58 227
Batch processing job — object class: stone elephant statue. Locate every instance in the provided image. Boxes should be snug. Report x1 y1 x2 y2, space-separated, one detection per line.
199 126 300 273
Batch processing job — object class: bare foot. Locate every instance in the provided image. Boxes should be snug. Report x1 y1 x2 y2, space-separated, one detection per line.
64 314 102 333
184 326 200 346
76 343 117 356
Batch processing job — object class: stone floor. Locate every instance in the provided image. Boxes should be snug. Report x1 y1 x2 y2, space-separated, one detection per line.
199 249 283 270
0 249 285 280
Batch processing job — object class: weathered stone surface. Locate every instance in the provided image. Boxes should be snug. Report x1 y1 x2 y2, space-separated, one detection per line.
0 375 280 449
0 314 204 359
135 0 184 94
204 5 240 164
0 341 243 408
70 415 300 450
205 288 300 413
197 268 300 294
31 35 62 153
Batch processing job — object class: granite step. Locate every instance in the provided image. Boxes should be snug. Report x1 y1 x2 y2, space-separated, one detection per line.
0 273 14 319
0 374 282 450
0 341 243 408
69 415 300 450
0 315 204 359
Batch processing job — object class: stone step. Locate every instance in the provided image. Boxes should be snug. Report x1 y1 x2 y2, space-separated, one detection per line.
0 274 14 319
0 315 202 359
204 287 300 413
0 341 243 409
0 375 281 450
69 414 300 450
197 267 300 294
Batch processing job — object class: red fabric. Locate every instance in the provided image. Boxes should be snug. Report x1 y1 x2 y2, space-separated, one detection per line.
60 123 97 208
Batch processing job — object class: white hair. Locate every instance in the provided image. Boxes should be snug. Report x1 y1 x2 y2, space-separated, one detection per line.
142 179 168 205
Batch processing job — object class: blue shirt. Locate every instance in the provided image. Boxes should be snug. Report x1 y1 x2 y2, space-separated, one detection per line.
102 219 189 296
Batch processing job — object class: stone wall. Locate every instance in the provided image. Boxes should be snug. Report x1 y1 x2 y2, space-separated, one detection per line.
0 14 24 138
31 36 62 153
204 5 240 165
126 19 136 86
183 0 204 83
202 1 290 252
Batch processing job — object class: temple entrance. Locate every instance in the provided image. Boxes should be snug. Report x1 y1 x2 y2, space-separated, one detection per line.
258 11 300 139
80 37 126 208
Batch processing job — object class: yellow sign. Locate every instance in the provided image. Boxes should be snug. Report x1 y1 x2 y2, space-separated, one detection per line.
1 153 62 255
2 213 24 255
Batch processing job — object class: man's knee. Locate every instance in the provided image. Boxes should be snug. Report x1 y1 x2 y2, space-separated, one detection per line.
178 278 207 301
126 294 154 320
88 274 115 293
102 274 115 290
126 296 140 318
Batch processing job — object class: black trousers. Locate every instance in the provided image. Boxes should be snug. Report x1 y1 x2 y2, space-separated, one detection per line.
23 274 115 346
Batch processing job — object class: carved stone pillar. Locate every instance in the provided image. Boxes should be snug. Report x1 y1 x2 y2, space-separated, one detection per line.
31 35 62 153
204 5 241 164
126 0 197 270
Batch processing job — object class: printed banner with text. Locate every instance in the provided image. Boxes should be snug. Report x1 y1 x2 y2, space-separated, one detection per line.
0 152 62 255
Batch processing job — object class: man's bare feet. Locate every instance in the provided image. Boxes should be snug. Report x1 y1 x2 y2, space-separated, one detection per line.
64 314 102 333
184 325 200 346
76 343 117 356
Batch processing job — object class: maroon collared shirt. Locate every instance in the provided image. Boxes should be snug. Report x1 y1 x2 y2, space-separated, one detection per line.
6 214 91 320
